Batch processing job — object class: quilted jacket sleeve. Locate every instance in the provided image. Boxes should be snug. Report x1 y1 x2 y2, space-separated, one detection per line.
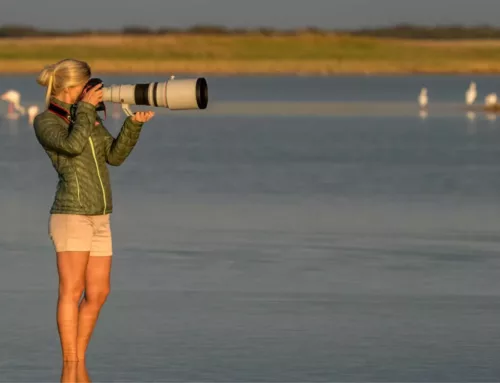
102 116 144 166
33 101 97 156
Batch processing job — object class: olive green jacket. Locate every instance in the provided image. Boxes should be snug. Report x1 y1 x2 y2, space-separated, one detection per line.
34 97 144 215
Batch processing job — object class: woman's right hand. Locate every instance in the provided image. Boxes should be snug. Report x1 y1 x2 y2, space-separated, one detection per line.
81 83 103 106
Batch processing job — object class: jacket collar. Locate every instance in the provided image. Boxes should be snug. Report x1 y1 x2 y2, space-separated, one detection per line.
50 97 72 112
48 97 74 124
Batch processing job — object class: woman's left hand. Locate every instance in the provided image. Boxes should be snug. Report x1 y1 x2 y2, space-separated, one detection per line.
132 111 155 123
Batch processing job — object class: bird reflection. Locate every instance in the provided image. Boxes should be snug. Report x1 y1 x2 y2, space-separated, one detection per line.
419 109 428 120
0 115 20 136
486 113 497 123
466 111 476 123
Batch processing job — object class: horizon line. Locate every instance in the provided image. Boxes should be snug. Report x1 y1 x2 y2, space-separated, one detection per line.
2 22 500 33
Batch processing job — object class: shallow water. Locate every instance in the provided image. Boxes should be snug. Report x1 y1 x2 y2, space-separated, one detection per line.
1 75 500 381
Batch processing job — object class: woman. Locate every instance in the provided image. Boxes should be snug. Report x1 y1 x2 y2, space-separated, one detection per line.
33 58 155 362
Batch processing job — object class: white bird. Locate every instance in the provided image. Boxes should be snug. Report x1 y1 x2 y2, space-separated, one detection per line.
465 82 477 105
418 88 428 109
27 105 40 125
1 89 26 115
5 101 20 120
485 93 498 107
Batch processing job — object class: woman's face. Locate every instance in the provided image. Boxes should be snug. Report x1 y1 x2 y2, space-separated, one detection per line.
66 82 87 104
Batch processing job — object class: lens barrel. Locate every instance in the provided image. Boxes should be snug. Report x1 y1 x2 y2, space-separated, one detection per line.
102 77 208 110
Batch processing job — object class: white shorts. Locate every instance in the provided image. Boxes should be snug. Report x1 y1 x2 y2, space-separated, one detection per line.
49 214 113 256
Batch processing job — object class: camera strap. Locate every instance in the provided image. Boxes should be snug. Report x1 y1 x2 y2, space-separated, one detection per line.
48 102 106 124
48 102 72 124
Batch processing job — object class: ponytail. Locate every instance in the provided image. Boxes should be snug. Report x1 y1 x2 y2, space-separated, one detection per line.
36 59 91 108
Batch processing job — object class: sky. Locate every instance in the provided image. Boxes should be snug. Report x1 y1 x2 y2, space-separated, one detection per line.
2 0 500 30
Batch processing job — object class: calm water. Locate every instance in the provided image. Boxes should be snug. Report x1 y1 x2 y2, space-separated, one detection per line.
1 75 500 382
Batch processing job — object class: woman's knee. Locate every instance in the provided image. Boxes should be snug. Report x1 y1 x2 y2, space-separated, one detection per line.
85 286 110 307
58 282 85 303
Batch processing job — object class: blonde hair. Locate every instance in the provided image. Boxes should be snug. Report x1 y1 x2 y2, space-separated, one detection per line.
36 59 91 107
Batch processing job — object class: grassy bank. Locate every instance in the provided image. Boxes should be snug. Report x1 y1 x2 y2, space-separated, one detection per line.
1 34 500 75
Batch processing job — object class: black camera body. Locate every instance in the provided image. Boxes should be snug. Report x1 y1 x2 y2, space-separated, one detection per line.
81 77 106 111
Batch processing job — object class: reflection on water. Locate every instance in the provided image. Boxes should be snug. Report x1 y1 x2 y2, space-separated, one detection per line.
2 100 500 120
0 117 21 136
1 75 500 382
2 74 500 120
60 362 91 383
486 112 498 122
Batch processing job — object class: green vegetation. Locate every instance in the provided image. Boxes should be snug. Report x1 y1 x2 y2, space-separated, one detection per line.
1 33 500 74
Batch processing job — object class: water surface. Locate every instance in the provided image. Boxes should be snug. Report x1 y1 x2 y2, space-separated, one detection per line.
1 75 500 382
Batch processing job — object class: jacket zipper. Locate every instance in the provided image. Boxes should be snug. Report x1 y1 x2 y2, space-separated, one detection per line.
74 170 83 207
88 137 107 215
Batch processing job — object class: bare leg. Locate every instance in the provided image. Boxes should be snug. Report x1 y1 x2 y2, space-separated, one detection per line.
77 256 112 361
56 251 90 362
60 361 78 383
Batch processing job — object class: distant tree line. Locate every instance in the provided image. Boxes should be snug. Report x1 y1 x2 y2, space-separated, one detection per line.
350 24 500 39
0 24 323 37
2 24 500 39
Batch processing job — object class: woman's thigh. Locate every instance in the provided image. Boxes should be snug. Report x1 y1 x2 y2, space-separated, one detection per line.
56 251 90 292
85 256 112 294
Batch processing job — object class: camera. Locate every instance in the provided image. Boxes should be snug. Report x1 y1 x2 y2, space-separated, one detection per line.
82 77 208 111
81 77 106 111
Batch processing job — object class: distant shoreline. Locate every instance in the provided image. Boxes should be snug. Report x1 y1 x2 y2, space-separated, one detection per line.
0 60 500 76
1 34 500 75
1 61 500 76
